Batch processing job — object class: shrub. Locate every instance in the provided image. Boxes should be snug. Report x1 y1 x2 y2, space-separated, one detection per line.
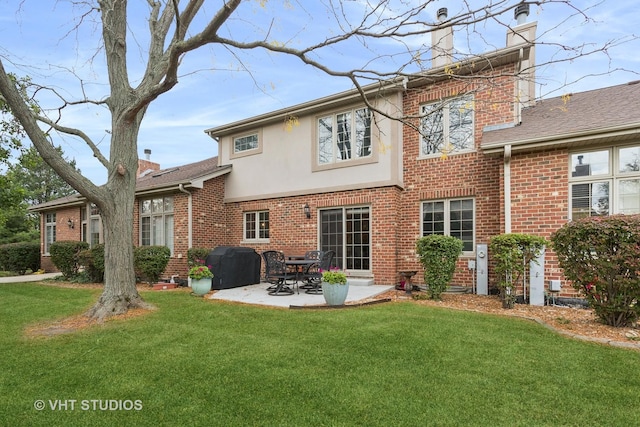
0 242 41 274
416 235 463 300
489 234 546 308
134 245 171 284
78 244 105 283
187 247 211 267
50 241 90 279
551 215 640 327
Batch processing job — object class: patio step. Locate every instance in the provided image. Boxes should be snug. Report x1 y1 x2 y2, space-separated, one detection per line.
348 278 374 286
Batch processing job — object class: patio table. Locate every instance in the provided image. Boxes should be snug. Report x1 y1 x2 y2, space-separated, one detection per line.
285 259 321 294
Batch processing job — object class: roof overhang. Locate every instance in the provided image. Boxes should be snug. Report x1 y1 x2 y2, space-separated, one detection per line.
205 43 532 139
482 123 640 156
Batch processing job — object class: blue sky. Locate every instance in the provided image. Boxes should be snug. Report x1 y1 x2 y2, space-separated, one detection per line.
1 0 638 184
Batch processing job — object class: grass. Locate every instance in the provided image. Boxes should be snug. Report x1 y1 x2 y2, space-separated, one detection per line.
1 283 639 427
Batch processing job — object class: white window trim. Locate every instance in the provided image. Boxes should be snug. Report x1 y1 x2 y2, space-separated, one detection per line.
312 106 378 172
139 196 174 254
420 198 476 255
419 95 475 159
242 210 270 243
230 129 263 159
568 144 640 220
44 213 56 255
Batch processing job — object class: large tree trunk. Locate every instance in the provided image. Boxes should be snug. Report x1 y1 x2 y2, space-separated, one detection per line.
84 119 154 321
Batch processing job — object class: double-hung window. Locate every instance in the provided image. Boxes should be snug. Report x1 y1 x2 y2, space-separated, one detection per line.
421 95 474 156
318 108 371 165
140 196 174 254
421 198 475 252
44 213 56 255
569 145 640 219
244 211 269 241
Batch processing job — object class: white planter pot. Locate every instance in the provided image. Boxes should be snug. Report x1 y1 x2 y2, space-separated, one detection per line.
191 278 211 296
322 282 349 306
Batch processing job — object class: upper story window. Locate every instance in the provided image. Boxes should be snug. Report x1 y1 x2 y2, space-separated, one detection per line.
569 145 640 219
231 131 263 159
244 211 269 242
234 133 259 153
421 198 475 253
44 213 56 255
317 107 371 165
420 95 474 157
140 196 174 254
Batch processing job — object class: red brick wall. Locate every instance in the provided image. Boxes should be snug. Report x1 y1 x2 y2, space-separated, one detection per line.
398 68 515 287
507 148 574 296
223 186 402 284
39 206 82 272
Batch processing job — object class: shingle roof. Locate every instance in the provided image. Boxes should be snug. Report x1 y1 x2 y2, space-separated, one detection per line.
30 156 230 211
482 80 640 150
135 156 230 192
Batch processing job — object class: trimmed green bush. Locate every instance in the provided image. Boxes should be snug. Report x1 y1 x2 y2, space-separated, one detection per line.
416 235 463 300
134 245 171 284
49 241 89 278
489 233 546 308
0 242 40 274
78 244 105 283
551 215 640 327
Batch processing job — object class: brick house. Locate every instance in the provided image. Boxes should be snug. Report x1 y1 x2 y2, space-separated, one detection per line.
30 11 640 297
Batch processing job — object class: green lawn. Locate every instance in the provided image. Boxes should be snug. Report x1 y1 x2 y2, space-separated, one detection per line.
1 283 638 427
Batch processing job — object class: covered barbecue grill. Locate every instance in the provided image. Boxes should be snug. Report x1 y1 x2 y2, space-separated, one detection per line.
204 246 261 290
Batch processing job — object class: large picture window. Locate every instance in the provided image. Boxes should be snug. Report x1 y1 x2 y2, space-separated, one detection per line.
319 206 370 271
421 95 474 156
421 198 475 252
244 211 269 241
44 213 56 255
570 145 640 219
318 108 371 165
140 196 174 254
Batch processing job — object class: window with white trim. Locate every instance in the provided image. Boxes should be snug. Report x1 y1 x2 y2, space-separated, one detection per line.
140 196 174 254
569 145 640 219
421 95 474 157
421 198 475 252
81 203 102 247
234 133 259 153
244 211 269 241
318 108 371 165
44 213 56 255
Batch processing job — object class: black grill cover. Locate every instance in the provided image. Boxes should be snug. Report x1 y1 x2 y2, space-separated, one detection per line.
204 246 261 290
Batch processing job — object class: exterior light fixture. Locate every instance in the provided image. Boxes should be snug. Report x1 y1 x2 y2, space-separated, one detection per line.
303 203 311 219
67 218 75 229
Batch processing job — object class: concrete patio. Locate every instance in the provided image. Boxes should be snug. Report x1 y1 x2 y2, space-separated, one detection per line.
208 282 395 308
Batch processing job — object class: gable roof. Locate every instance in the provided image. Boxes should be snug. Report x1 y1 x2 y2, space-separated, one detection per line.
30 156 231 212
482 81 640 154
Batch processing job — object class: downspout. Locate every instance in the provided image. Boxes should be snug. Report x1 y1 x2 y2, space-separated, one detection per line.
504 144 512 234
178 184 193 248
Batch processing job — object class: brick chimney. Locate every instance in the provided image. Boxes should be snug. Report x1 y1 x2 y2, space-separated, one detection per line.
137 149 160 178
431 8 453 68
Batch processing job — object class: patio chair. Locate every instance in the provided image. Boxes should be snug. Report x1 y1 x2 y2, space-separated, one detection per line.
303 250 335 294
262 250 296 296
299 251 323 290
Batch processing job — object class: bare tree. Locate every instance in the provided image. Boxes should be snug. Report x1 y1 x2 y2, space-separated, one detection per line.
0 0 632 320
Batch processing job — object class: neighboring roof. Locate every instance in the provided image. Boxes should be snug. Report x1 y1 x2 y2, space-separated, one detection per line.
30 156 231 212
482 80 640 154
135 156 231 195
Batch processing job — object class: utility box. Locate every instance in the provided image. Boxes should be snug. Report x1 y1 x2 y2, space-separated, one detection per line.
476 244 488 295
549 279 562 292
529 247 545 306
